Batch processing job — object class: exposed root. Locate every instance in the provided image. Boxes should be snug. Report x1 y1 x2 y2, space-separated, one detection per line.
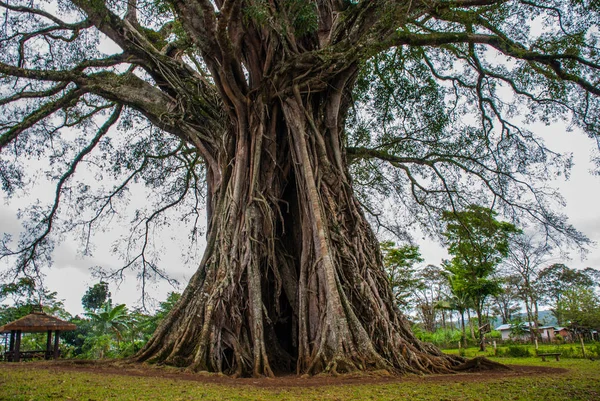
453 357 512 372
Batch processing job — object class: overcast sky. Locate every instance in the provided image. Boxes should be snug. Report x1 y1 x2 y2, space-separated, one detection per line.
1 120 599 316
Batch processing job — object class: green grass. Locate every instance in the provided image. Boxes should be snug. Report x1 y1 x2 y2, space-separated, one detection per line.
443 342 600 359
1 358 599 400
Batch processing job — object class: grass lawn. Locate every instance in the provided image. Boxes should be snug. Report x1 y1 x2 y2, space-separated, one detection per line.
1 358 599 400
443 342 600 359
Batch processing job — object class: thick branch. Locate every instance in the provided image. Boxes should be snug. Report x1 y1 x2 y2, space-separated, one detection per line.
375 31 600 96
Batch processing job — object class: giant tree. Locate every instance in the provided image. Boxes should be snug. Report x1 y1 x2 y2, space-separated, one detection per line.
0 0 598 376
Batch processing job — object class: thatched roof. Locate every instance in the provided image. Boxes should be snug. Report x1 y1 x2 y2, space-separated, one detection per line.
0 312 76 332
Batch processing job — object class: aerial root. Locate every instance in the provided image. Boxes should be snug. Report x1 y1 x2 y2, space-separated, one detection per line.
324 356 358 376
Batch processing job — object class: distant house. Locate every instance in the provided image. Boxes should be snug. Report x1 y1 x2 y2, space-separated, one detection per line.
496 324 519 340
554 327 572 341
495 322 561 342
538 326 556 341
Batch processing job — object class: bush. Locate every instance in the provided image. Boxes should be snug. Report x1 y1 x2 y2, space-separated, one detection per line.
430 328 463 346
487 330 502 339
499 345 531 358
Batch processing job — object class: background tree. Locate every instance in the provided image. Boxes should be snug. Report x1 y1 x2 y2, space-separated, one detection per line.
0 277 70 323
137 292 181 340
381 241 423 312
444 275 473 347
491 275 521 325
81 281 111 312
502 233 553 341
559 287 600 333
411 265 448 333
443 205 520 351
84 300 129 358
0 0 598 376
538 264 599 325
0 277 37 324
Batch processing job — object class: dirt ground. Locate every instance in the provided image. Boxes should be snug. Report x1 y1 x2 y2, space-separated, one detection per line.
0 360 568 388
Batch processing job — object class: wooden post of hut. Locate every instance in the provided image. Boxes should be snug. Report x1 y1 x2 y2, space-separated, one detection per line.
53 330 61 359
46 330 53 360
13 330 21 362
8 330 16 361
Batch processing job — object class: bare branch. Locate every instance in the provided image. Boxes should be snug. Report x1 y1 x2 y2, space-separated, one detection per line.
1 105 122 274
0 88 86 150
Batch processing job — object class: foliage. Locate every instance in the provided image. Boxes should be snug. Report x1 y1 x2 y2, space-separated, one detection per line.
381 241 423 310
415 327 463 347
501 345 532 358
61 316 95 356
559 286 600 330
443 205 521 274
443 205 520 349
538 264 600 324
81 282 111 312
446 343 600 361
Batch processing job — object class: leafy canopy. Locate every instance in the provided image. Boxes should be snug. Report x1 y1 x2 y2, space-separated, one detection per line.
81 281 111 312
442 205 520 310
0 0 598 287
381 241 424 309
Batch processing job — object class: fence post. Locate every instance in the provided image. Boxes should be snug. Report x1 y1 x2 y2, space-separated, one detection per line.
580 333 587 359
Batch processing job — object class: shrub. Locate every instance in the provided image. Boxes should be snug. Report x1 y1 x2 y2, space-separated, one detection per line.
500 345 531 358
487 330 502 339
431 328 463 346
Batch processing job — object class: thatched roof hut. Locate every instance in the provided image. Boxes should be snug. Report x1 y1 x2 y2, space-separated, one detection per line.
1 311 76 362
0 312 76 333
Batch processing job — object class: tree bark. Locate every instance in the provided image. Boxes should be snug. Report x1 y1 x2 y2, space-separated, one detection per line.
476 306 486 352
467 309 476 341
135 81 463 376
459 309 467 348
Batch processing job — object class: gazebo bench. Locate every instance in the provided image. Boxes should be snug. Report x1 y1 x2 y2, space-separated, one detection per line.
538 352 561 361
3 350 48 361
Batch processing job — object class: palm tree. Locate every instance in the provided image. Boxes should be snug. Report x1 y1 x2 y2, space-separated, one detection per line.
85 301 129 348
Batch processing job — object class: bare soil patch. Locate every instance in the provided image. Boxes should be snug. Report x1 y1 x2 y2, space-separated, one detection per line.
0 360 568 388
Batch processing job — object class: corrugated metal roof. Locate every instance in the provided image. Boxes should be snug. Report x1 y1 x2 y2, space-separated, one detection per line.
0 312 76 332
496 322 562 331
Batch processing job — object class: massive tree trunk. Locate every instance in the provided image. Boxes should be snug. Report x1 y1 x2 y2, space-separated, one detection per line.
135 72 463 376
77 0 473 377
